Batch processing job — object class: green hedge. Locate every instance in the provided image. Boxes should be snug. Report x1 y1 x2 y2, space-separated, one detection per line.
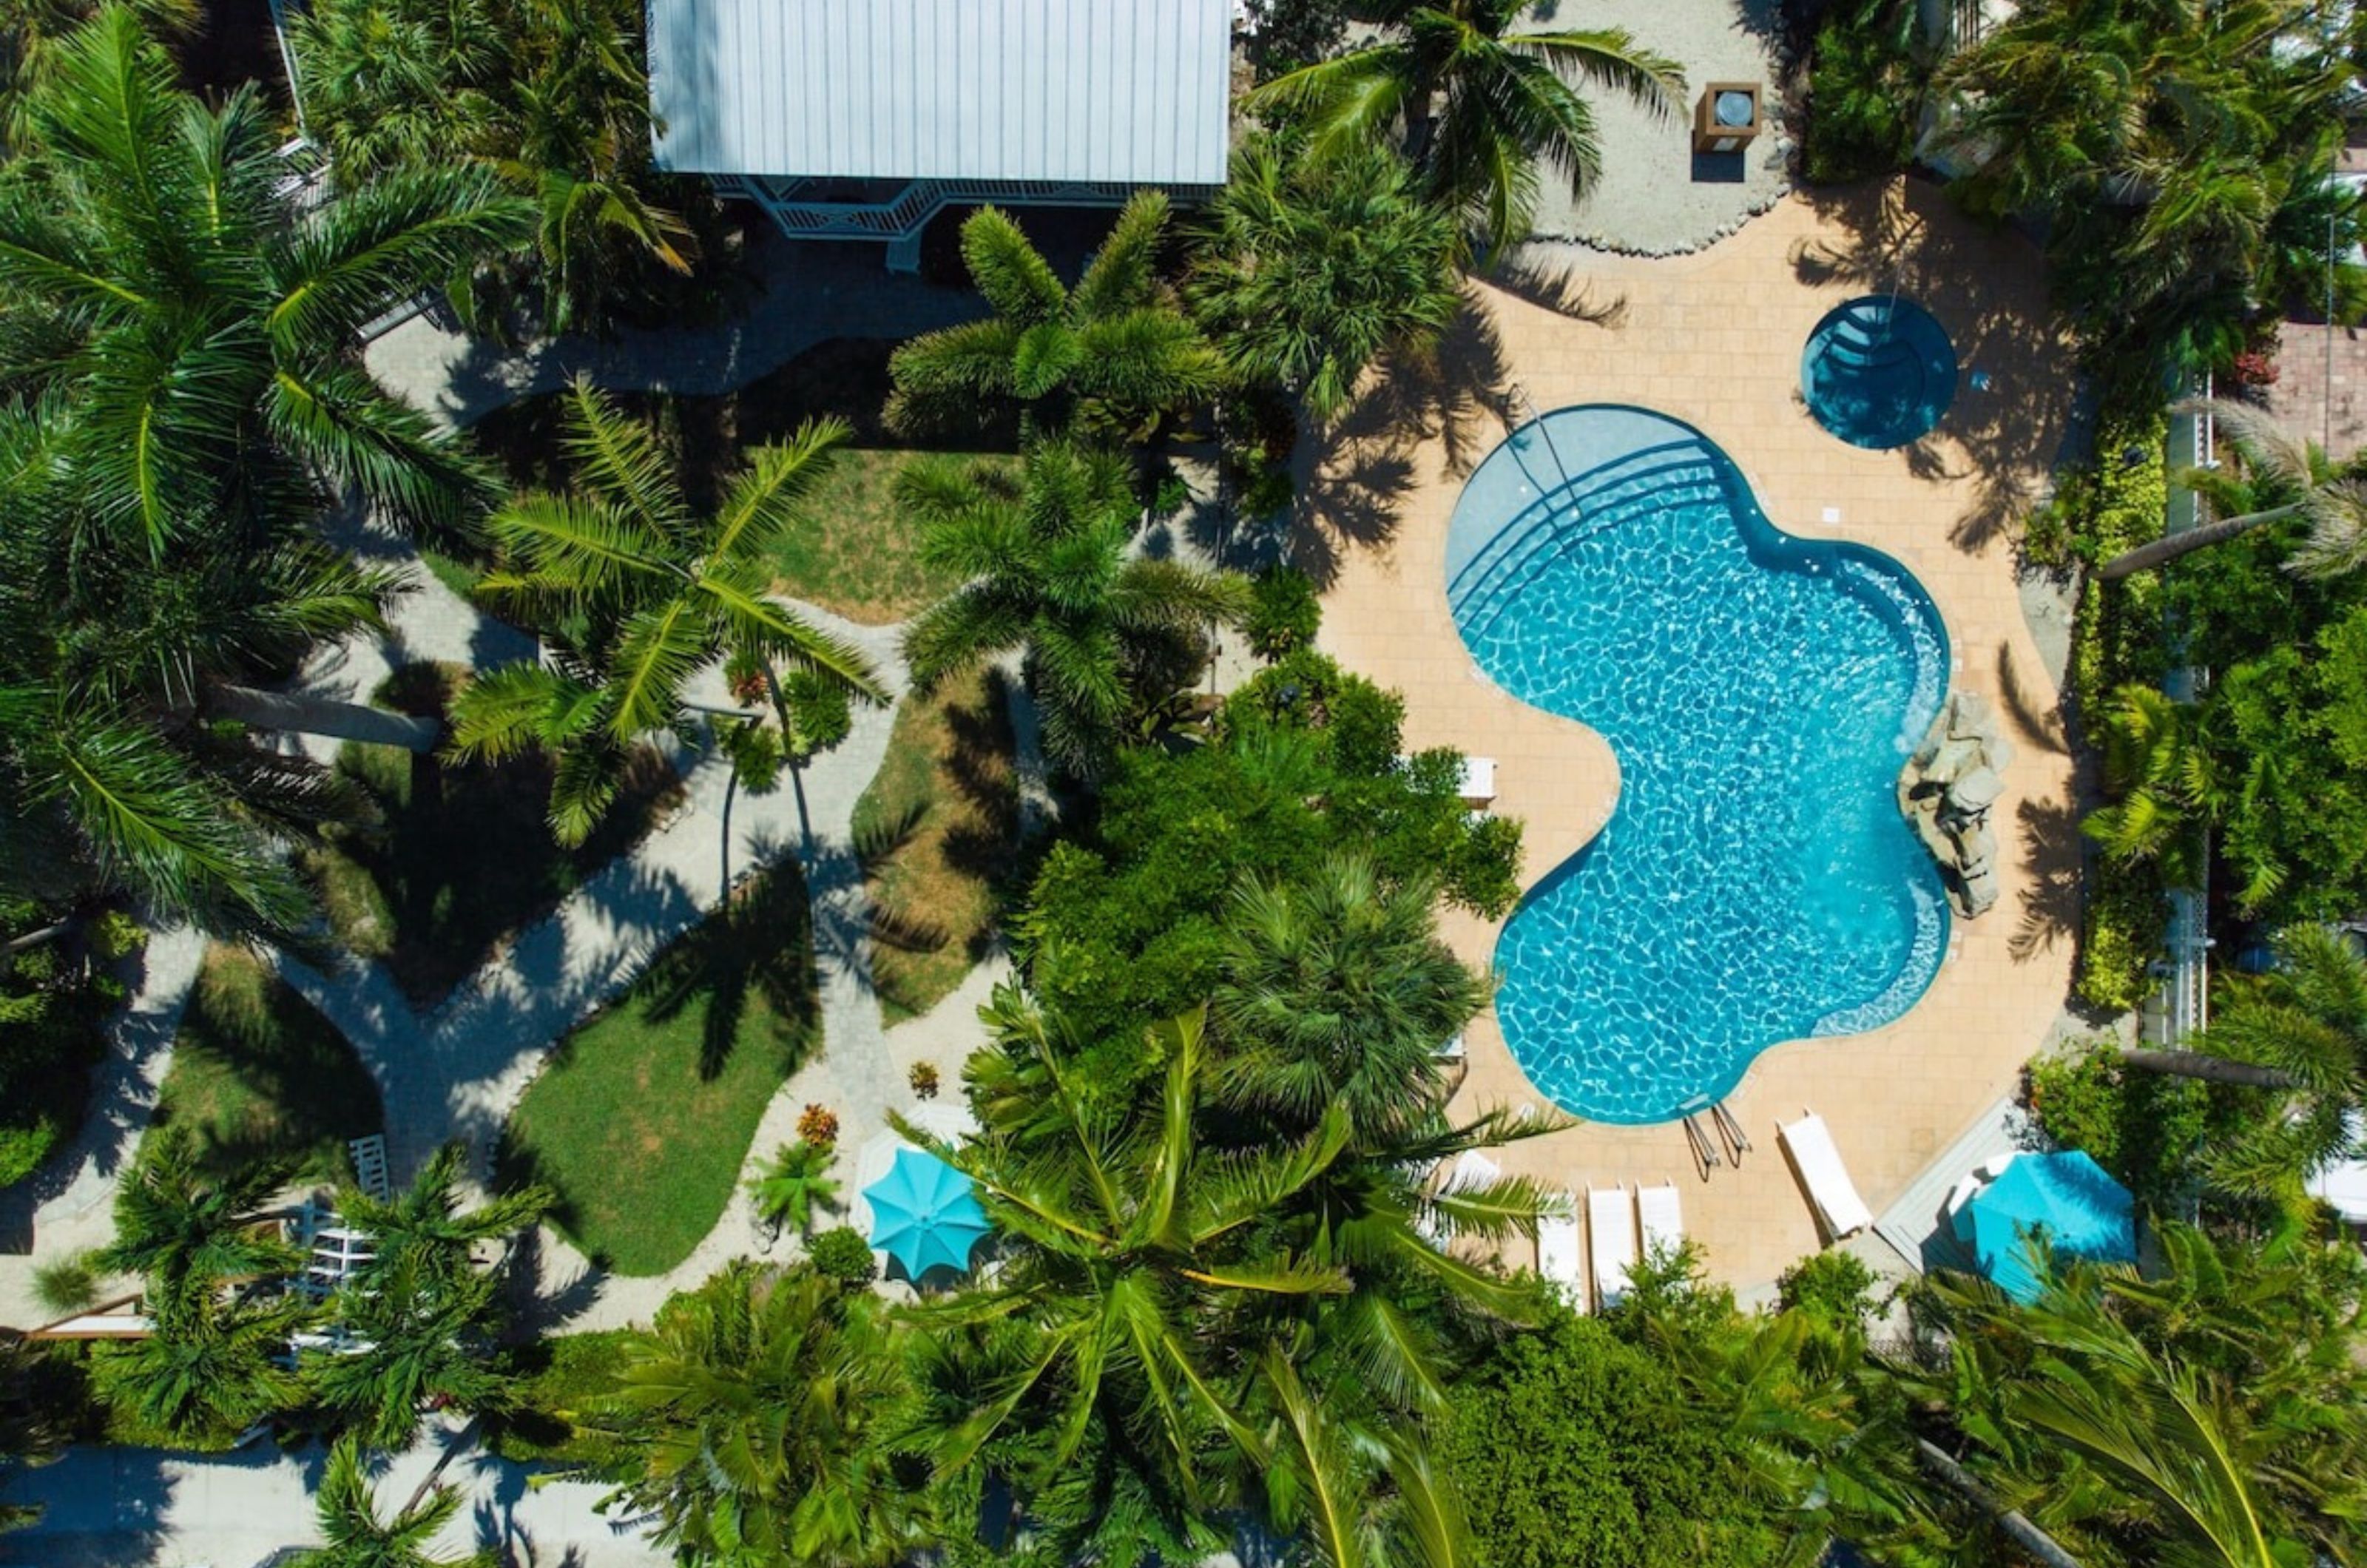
1802 0 1926 185
2057 402 2172 1013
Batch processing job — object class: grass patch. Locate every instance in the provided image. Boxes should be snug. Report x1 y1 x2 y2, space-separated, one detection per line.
149 947 382 1183
466 348 1004 624
759 447 977 622
495 865 820 1276
306 663 683 1010
853 666 1023 1025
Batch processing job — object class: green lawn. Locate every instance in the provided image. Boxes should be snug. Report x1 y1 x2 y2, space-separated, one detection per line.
464 373 993 625
305 663 683 1008
149 947 382 1183
852 666 1024 1025
495 865 820 1275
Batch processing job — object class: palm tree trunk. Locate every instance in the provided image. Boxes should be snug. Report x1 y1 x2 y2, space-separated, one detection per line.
212 684 441 753
2096 503 2301 581
2116 1047 2303 1089
1914 1437 2086 1568
2 920 72 957
754 663 816 855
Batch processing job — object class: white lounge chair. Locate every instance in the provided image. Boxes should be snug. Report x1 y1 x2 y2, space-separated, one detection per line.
1457 755 1497 805
1587 1186 1637 1308
1536 1209 1586 1311
1636 1182 1684 1264
1779 1112 1874 1240
1441 1149 1503 1193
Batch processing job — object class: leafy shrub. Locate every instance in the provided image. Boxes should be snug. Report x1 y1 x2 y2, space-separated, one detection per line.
908 1061 939 1099
1775 1249 1883 1325
2077 859 2163 1014
1803 0 1928 183
1441 1305 1786 1568
2025 1040 2218 1209
796 1104 840 1149
1243 565 1321 661
485 1330 633 1467
0 913 112 1192
87 910 146 962
31 1254 99 1317
807 1225 877 1287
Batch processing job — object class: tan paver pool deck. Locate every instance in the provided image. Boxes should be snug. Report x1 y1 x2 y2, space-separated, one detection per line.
1306 179 2081 1294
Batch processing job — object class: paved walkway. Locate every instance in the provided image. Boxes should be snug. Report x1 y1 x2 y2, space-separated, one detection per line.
13 1425 664 1567
363 229 979 430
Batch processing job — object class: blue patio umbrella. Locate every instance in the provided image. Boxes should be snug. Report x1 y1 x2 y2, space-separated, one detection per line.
1964 1149 2136 1303
863 1146 991 1280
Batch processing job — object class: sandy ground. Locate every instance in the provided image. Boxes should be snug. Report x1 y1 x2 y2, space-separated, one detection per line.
1522 0 1794 255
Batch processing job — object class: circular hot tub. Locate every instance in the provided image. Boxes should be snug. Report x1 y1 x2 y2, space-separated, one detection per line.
1802 295 1959 449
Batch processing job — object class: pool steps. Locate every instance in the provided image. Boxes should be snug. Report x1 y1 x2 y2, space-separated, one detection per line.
1448 437 1724 635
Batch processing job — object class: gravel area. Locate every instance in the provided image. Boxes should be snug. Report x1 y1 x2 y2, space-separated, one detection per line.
1522 0 1794 256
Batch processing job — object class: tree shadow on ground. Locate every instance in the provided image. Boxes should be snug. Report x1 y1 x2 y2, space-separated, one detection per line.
1786 178 2080 558
1288 297 1519 588
1994 641 2069 756
630 863 822 1083
2009 792 2087 964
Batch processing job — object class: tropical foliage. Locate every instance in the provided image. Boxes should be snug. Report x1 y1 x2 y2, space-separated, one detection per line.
896 440 1247 779
291 1434 490 1567
451 379 883 845
885 194 1226 443
1189 139 1463 428
587 1261 920 1567
1252 0 1684 259
289 0 698 333
1931 0 2367 376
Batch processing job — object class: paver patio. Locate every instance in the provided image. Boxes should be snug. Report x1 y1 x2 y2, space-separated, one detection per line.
1308 177 2081 1294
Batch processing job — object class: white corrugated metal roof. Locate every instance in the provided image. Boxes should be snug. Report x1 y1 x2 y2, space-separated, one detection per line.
648 0 1234 185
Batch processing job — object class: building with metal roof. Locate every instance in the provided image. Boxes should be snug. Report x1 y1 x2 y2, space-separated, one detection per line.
646 0 1236 266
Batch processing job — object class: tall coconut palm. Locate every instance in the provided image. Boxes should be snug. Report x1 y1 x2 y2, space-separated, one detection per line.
311 1258 511 1450
91 1286 311 1440
1251 0 1684 260
913 993 1550 1568
448 379 884 848
290 0 693 335
1212 856 1488 1144
884 193 1227 443
589 1262 919 1568
2081 685 2221 888
0 401 413 933
2116 925 2367 1194
2101 402 2367 580
294 1434 487 1568
898 442 1248 779
95 1132 300 1304
0 6 535 553
1188 139 1465 429
334 1140 550 1287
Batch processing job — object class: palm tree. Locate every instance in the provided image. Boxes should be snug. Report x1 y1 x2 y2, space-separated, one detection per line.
589 1261 919 1568
1882 1234 2367 1567
2101 402 2367 580
334 1142 550 1285
448 379 885 848
294 1434 488 1568
898 442 1248 778
311 1258 511 1450
746 1138 840 1236
290 0 693 334
95 1132 300 1303
0 7 534 553
884 193 1227 442
2081 685 2220 888
1212 856 1488 1144
0 0 191 113
912 993 1550 1568
2115 925 2367 1194
1188 139 1465 429
1251 1 1683 260
91 1287 310 1440
0 404 411 934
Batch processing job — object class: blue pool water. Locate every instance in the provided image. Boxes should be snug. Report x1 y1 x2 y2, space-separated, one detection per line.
1802 295 1959 450
1448 406 1951 1125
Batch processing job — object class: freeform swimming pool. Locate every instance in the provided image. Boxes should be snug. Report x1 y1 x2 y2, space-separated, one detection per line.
1448 406 1951 1125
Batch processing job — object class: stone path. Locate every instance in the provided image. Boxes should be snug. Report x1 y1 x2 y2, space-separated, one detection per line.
362 228 978 430
15 1421 664 1567
0 927 206 1325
